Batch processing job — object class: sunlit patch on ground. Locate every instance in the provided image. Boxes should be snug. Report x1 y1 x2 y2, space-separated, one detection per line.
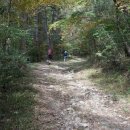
33 58 130 130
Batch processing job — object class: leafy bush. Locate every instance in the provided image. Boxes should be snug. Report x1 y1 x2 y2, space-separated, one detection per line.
0 24 32 53
27 44 47 62
0 89 36 130
92 25 122 67
0 48 28 91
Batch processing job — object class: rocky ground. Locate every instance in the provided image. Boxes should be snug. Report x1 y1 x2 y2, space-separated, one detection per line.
32 58 130 130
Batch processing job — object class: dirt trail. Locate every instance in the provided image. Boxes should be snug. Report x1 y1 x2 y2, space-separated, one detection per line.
33 58 130 130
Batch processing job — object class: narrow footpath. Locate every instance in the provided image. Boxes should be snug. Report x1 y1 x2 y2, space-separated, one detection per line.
33 58 130 130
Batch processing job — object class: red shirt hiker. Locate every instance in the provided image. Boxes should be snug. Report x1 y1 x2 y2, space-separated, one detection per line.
48 48 53 60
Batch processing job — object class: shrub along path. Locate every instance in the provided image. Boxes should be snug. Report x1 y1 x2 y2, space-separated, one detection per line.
32 58 130 130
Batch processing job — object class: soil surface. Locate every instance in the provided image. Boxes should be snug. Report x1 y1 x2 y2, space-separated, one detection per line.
33 58 130 130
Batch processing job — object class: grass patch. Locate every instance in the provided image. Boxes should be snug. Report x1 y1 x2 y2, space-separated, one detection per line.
87 69 129 95
65 58 130 97
0 83 37 130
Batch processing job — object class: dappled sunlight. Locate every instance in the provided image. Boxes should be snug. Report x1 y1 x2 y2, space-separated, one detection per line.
32 59 130 130
1 0 130 129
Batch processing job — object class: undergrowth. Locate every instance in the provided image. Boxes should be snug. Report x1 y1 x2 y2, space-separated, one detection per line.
0 85 36 130
0 49 37 130
66 57 130 97
85 59 130 98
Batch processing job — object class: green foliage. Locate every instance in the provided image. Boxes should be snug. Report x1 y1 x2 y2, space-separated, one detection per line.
0 48 28 91
0 24 32 48
0 47 36 129
0 89 36 130
93 25 118 63
27 44 48 62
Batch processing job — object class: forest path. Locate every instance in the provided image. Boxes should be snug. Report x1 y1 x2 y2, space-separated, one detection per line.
32 58 130 130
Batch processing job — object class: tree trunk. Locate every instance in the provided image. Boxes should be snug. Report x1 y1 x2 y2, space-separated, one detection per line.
113 0 130 57
20 13 28 51
50 6 61 46
34 13 39 44
8 0 12 26
34 13 40 61
43 7 51 48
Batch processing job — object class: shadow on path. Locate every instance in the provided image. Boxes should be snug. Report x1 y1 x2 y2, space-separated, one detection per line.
32 59 130 130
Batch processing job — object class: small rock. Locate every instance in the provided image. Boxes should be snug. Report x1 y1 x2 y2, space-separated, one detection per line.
75 117 81 123
79 123 89 128
79 101 85 105
126 117 130 120
122 121 127 124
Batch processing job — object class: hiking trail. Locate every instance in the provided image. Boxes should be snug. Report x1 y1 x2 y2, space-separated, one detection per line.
32 58 130 130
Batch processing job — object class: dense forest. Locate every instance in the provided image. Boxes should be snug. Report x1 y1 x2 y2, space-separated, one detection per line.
0 0 130 129
1 0 130 64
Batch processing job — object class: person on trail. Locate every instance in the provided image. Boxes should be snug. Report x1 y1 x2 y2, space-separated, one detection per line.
63 50 68 62
48 48 53 60
47 48 53 64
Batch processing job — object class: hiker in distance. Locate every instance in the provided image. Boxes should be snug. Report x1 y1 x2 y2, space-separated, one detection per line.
47 48 53 64
63 50 68 62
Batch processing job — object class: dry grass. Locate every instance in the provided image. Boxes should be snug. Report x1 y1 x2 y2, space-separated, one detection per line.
66 58 130 99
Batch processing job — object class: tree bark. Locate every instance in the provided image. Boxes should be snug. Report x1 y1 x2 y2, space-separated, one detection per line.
8 0 12 26
34 13 40 61
113 0 130 57
50 6 61 46
34 13 39 44
42 7 51 48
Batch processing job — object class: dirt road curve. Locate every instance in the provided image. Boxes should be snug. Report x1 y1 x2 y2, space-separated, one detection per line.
33 59 130 130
